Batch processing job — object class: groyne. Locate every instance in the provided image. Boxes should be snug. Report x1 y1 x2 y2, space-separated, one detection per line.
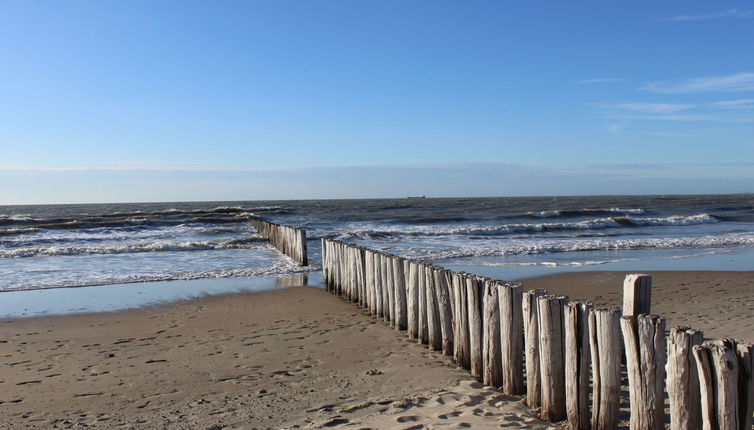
249 217 308 265
321 238 754 429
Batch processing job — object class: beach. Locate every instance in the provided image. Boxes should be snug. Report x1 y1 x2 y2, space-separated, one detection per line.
2 270 752 429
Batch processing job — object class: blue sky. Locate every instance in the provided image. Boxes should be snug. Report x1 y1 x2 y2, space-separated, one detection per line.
1 1 753 204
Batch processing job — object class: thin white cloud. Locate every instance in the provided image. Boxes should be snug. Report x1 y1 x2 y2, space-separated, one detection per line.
573 78 629 84
662 9 753 22
613 102 696 114
637 131 696 138
644 73 754 93
606 122 626 133
710 99 754 109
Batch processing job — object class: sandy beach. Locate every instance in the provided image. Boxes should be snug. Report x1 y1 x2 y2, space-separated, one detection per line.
1 270 752 429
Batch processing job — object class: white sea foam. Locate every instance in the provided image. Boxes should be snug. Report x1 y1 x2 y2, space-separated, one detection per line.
0 238 265 258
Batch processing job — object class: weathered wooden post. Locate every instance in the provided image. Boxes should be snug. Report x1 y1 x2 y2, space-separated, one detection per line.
694 339 754 430
667 327 704 430
426 266 442 351
433 267 454 356
417 262 428 344
537 294 568 422
393 257 407 330
407 260 419 339
498 282 524 395
621 314 667 430
453 272 470 369
565 301 592 430
623 274 652 317
384 254 395 325
523 289 548 407
589 307 622 430
467 276 484 380
373 252 383 318
483 280 502 387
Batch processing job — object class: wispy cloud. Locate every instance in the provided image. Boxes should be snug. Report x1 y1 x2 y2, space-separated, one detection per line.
638 131 696 138
662 9 753 22
710 99 754 109
573 78 629 84
613 102 696 114
644 73 754 93
0 161 218 173
588 100 754 123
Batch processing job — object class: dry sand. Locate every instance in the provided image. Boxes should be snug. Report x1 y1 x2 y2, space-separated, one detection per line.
1 270 752 429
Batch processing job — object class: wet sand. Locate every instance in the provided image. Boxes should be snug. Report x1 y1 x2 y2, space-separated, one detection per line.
1 270 752 429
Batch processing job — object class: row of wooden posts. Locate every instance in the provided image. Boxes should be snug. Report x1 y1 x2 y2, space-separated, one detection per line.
321 238 754 430
248 217 308 265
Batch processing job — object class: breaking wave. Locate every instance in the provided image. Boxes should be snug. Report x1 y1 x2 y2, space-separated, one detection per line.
0 238 266 258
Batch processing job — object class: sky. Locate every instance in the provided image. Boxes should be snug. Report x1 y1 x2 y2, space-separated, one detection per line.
1 1 753 204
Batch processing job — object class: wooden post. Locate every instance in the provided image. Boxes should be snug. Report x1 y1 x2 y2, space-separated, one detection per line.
667 326 704 430
384 254 395 325
537 294 568 422
433 268 454 356
373 252 383 318
622 274 652 317
467 276 484 380
453 272 470 369
737 341 754 430
498 282 524 395
418 262 429 345
426 266 442 351
406 261 419 339
483 280 502 387
393 257 407 330
565 301 592 430
694 339 754 430
621 314 667 430
589 307 622 430
523 289 547 408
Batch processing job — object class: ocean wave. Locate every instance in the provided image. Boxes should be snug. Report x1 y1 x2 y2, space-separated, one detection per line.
521 207 646 218
0 237 266 258
404 233 754 260
0 213 258 236
340 213 719 240
0 261 317 292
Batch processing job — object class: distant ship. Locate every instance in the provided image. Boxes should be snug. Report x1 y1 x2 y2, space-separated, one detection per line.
406 195 426 199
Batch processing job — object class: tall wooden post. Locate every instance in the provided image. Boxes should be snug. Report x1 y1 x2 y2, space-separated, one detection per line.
621 314 667 430
537 294 568 422
523 289 548 407
565 301 592 430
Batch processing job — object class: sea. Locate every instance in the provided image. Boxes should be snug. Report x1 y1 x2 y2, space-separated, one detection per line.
2 195 753 316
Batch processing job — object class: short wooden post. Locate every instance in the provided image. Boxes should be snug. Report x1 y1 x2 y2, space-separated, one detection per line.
622 274 652 317
467 276 484 380
523 289 547 407
589 307 622 430
483 280 502 387
565 301 592 430
453 272 470 369
621 314 667 430
433 268 454 356
498 282 524 395
667 326 704 430
537 295 568 422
